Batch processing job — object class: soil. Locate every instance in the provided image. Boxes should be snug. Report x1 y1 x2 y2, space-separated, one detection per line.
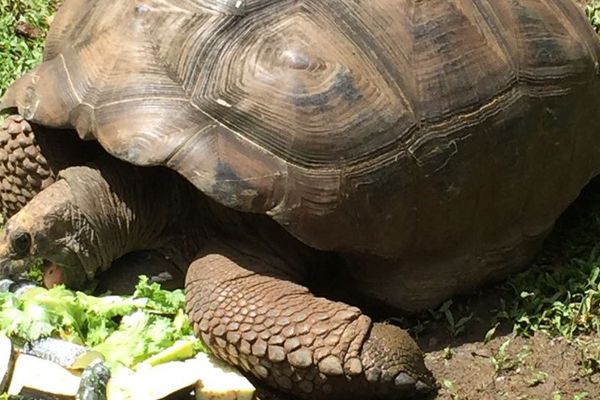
424 333 600 400
417 288 600 400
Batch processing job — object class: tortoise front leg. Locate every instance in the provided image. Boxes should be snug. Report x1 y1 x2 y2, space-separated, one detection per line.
0 115 55 217
0 114 103 219
185 242 434 399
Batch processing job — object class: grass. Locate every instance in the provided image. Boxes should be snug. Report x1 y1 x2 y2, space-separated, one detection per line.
586 1 600 33
0 0 58 96
491 182 600 340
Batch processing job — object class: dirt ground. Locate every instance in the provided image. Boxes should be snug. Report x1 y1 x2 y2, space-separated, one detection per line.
425 333 600 400
418 289 600 400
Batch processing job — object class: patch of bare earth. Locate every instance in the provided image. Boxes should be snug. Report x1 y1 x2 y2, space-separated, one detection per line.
424 333 600 400
414 282 600 400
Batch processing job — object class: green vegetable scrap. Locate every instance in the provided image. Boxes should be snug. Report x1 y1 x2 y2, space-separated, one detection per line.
132 275 186 314
140 339 196 368
0 276 205 370
77 360 111 400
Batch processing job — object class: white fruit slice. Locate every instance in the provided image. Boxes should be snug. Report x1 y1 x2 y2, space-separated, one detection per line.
193 353 255 400
8 353 81 397
106 353 255 400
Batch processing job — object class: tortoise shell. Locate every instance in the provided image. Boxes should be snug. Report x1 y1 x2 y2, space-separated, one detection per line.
3 0 600 260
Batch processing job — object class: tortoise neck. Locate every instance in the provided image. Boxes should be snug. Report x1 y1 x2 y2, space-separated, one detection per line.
60 159 208 277
60 158 317 283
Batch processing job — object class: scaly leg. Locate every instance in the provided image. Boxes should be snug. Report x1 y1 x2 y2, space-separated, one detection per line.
185 241 434 400
0 114 102 219
0 115 55 217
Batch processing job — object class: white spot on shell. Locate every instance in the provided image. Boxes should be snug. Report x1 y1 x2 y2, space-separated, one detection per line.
216 99 232 108
135 4 150 14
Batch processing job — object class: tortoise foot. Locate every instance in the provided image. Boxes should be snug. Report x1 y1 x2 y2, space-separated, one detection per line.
359 323 435 398
185 242 435 399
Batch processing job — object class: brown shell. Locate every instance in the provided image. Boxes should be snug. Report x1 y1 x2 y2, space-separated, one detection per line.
2 0 600 259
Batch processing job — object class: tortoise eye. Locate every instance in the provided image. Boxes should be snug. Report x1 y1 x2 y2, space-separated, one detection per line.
10 231 31 258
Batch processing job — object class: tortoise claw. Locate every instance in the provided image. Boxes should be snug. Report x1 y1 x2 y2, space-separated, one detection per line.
359 322 435 398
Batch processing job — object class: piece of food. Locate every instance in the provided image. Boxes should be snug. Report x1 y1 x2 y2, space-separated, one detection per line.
192 354 255 400
42 263 65 289
107 362 197 400
105 353 254 400
0 334 14 392
76 360 110 400
0 276 195 369
104 367 133 400
7 354 81 397
137 339 195 368
23 337 102 370
0 279 14 293
8 281 38 297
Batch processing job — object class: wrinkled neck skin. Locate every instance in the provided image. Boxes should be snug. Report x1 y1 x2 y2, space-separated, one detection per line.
6 157 316 290
55 159 209 285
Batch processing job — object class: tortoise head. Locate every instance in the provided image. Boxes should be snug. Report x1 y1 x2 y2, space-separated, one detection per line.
0 179 90 288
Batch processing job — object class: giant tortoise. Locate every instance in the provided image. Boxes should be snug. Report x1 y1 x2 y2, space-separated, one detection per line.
0 0 599 399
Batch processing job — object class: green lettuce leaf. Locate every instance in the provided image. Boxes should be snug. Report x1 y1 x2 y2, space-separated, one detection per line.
0 275 203 370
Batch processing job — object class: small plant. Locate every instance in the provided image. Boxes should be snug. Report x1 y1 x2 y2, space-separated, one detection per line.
526 370 548 387
573 392 589 400
484 322 500 344
554 392 563 400
577 339 600 376
433 299 473 338
442 346 454 360
491 339 512 372
442 379 461 400
0 0 60 95
491 339 531 374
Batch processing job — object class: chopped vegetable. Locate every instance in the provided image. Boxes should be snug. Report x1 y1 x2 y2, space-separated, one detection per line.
0 276 204 371
107 361 200 400
0 336 13 393
23 338 102 370
76 360 110 400
138 339 196 368
193 354 255 400
8 354 81 397
105 354 255 400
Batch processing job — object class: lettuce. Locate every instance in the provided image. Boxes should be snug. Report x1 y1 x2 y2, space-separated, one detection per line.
0 276 205 369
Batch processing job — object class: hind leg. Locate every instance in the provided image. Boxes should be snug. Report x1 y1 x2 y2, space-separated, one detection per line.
185 240 434 400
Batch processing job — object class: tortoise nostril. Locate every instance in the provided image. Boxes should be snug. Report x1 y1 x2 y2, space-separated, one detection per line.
10 231 31 258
